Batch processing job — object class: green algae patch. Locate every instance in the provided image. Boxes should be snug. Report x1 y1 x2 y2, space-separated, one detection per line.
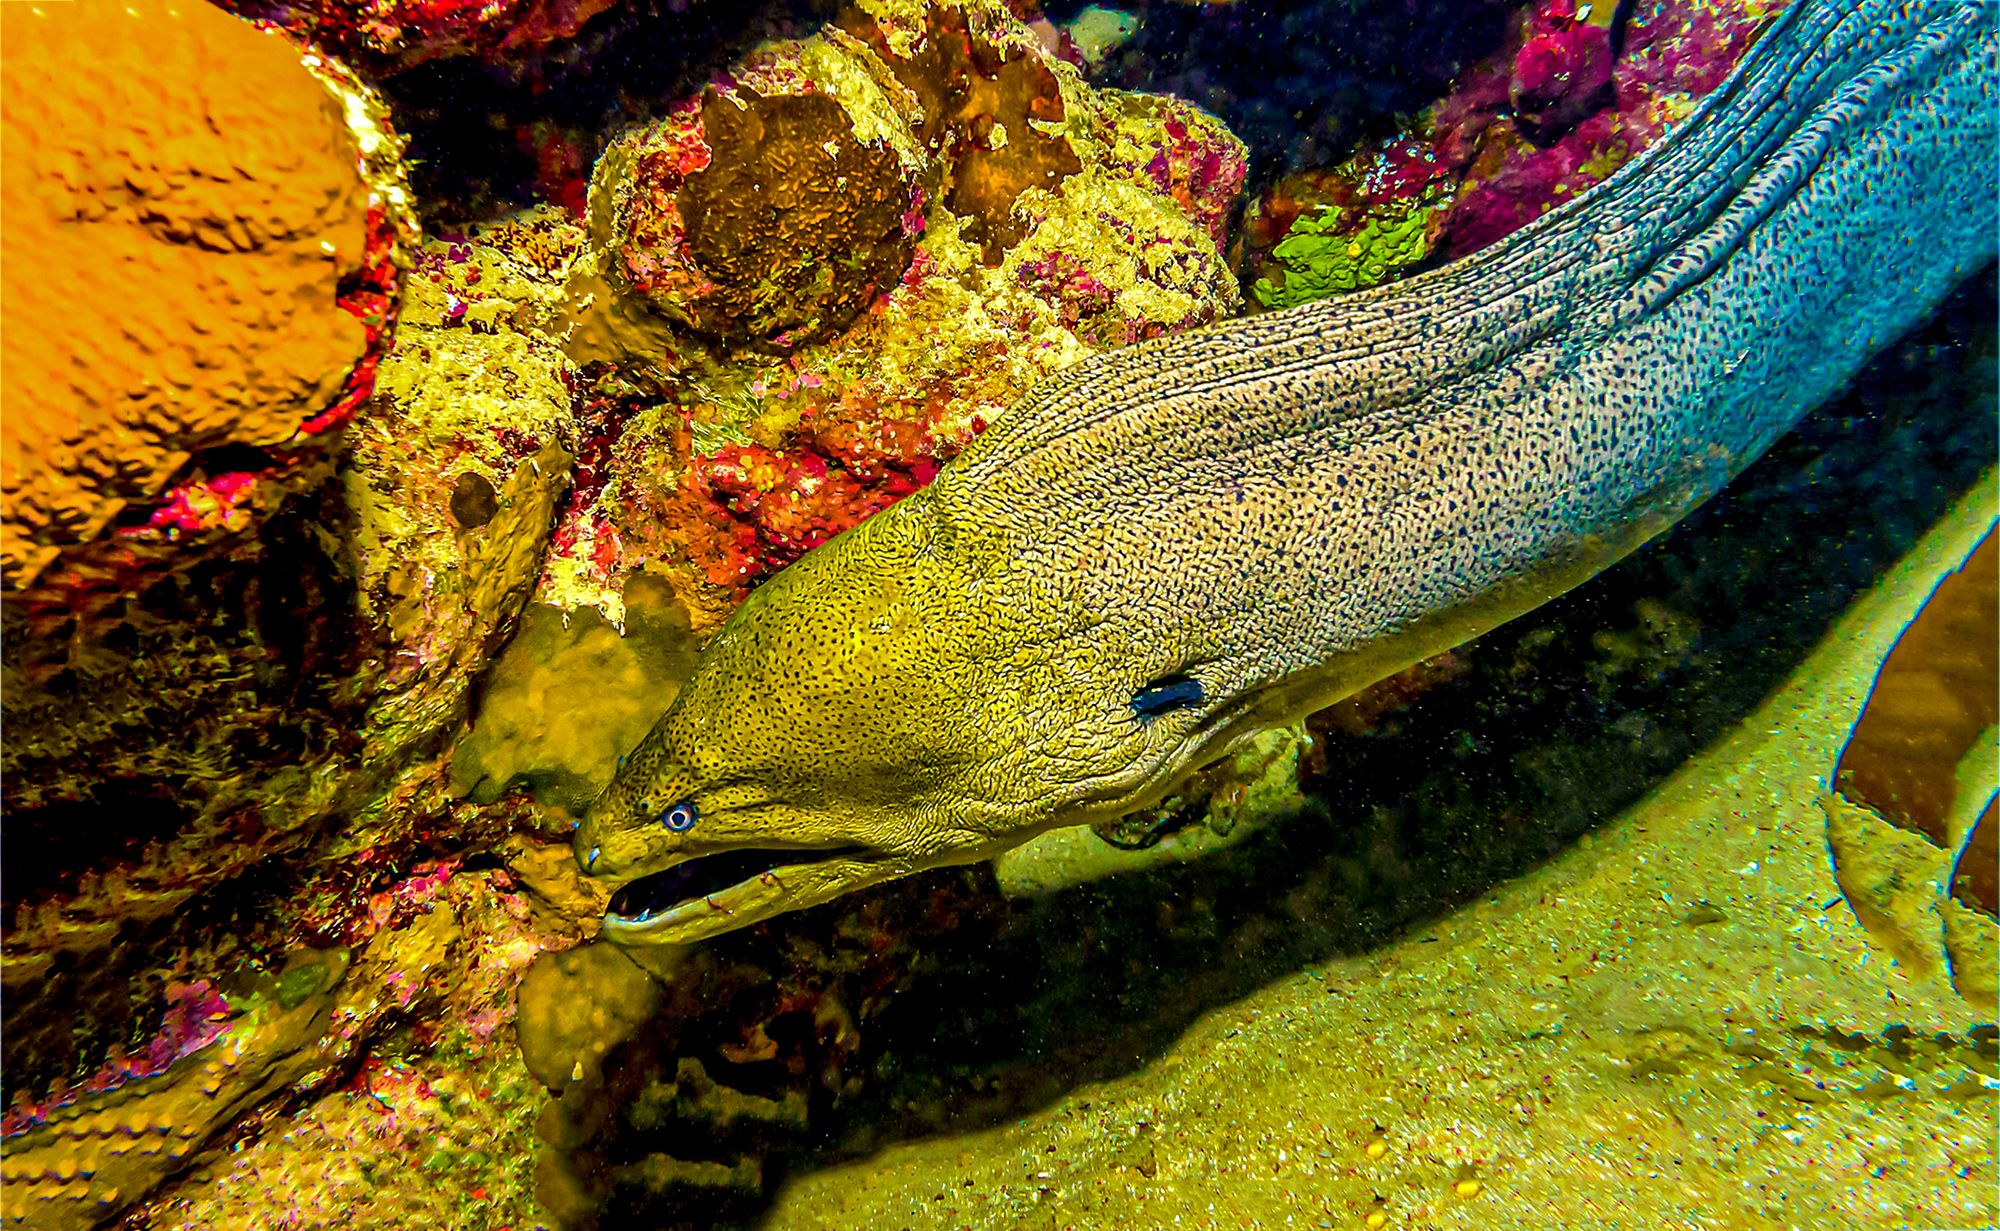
1253 205 1440 309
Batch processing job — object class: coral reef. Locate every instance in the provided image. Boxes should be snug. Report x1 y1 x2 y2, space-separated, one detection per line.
1 2 1247 1223
1251 205 1437 309
0 202 578 1076
11 2 1985 1229
1243 0 1785 305
0 204 578 1229
97 851 598 1231
0 0 413 602
341 208 584 762
584 49 928 351
216 0 625 73
547 0 1246 627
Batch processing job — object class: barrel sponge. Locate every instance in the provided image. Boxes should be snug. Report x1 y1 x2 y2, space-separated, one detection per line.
0 0 394 591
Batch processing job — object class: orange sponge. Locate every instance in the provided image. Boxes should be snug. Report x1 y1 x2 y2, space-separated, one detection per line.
1 0 398 591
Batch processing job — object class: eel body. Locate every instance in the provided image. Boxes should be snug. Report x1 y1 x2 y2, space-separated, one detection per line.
579 0 1999 944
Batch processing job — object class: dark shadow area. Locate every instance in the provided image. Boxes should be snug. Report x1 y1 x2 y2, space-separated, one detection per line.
546 272 1993 1230
376 0 844 223
0 473 383 1095
1051 0 1518 179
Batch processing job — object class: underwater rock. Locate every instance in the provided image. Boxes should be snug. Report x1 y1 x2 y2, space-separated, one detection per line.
214 0 626 73
516 943 664 1091
1826 525 1997 1005
0 0 419 1102
584 41 929 352
0 211 574 1165
88 858 587 1230
1508 4 1616 142
1243 0 1782 305
547 0 1246 627
1051 5 1142 74
449 576 702 814
345 210 584 765
0 0 413 603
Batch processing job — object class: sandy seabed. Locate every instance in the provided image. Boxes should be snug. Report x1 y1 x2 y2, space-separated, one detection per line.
762 475 2000 1231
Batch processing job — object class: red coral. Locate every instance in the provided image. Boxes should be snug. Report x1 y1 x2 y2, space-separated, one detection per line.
1424 0 1783 259
220 0 622 72
1148 110 1250 246
1510 18 1615 142
686 432 939 584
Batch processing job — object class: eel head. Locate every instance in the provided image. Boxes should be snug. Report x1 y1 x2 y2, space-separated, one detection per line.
574 490 1231 944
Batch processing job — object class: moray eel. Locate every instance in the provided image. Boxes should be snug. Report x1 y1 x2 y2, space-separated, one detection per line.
578 0 1999 945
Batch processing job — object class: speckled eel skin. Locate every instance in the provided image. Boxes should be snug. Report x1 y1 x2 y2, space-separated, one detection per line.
580 0 1999 944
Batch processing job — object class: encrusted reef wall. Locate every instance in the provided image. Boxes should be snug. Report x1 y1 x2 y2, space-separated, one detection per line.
0 0 1249 1226
543 0 1245 630
1241 0 1790 306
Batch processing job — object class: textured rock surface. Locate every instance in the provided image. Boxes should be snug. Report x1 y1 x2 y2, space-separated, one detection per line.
588 57 927 351
0 204 576 1231
0 0 408 595
547 0 1246 628
0 203 572 1086
78 859 592 1231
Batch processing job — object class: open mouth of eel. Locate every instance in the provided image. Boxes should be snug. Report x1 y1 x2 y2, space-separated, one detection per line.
603 844 876 932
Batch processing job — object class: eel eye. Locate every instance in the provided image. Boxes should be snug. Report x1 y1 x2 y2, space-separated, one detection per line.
660 801 698 832
1131 672 1204 722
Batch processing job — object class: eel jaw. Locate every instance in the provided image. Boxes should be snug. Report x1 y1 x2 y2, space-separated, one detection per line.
600 844 894 945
